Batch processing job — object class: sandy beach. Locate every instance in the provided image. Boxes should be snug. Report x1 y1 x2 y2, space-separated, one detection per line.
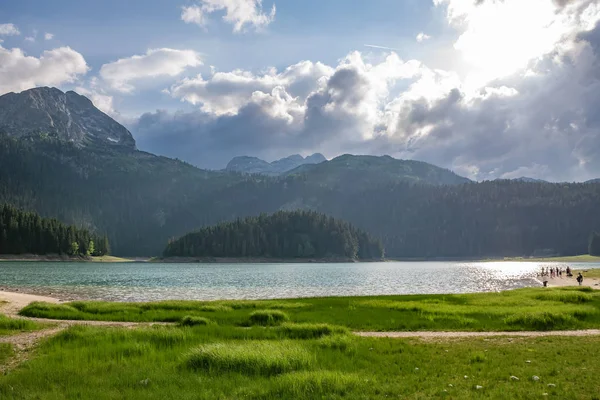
543 275 600 288
0 290 60 317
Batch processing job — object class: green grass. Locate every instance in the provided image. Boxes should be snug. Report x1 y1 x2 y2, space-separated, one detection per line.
276 323 348 339
1 324 600 399
0 314 43 336
185 341 313 375
20 287 600 331
0 343 12 365
248 310 289 326
576 268 600 278
179 316 214 327
500 254 600 262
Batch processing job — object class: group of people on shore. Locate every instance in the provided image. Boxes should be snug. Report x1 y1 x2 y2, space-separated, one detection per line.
540 266 572 278
540 266 584 287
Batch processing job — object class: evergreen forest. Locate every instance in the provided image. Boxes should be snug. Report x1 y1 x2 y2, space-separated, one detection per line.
163 211 384 260
0 203 110 256
2 134 600 258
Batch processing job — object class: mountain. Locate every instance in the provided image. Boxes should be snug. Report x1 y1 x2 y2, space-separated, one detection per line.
586 179 600 184
2 87 600 259
284 154 471 188
0 87 135 149
225 153 327 175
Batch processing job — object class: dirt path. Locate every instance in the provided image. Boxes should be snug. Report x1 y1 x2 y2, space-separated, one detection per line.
356 329 600 338
0 291 172 374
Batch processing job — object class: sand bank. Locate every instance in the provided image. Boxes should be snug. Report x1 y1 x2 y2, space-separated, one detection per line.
0 290 60 317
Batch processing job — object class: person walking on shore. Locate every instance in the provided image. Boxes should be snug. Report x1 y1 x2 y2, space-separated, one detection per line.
577 272 583 286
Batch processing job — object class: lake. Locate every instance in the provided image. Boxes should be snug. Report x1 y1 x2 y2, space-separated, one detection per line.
0 261 598 302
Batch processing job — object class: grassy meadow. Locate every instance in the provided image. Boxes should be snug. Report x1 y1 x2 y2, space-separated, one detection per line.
3 287 600 398
0 314 43 336
20 287 600 331
0 324 599 399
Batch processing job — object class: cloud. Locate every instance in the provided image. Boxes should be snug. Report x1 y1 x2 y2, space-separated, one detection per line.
99 48 202 92
181 0 276 32
167 60 333 115
181 6 207 28
0 23 20 36
0 45 89 95
434 0 600 87
44 33 54 40
416 32 431 42
25 36 35 42
131 0 600 182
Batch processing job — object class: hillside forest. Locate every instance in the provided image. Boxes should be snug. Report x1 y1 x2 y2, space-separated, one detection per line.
164 211 384 260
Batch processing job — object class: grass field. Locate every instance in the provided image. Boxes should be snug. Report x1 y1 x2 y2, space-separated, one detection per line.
577 268 600 278
0 314 43 336
1 324 599 399
19 287 600 331
500 255 600 263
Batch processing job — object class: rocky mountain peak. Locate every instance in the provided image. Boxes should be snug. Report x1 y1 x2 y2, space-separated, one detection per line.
0 87 136 150
225 153 328 175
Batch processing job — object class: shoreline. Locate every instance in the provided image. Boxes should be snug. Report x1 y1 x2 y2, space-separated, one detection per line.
154 256 379 263
0 254 145 263
2 254 599 264
0 270 598 309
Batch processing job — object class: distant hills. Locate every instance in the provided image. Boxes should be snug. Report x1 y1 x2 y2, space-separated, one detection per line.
225 153 327 176
285 154 471 188
1 87 600 259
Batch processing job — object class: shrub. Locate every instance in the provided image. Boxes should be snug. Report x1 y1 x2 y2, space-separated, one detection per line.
185 341 312 375
249 310 289 326
179 316 213 327
277 323 348 339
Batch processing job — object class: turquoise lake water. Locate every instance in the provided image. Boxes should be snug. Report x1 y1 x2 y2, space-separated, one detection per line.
0 261 598 301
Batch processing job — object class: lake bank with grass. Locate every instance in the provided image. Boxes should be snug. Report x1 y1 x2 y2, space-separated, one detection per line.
2 287 600 398
0 254 138 263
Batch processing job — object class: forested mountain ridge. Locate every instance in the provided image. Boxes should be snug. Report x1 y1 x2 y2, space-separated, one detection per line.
1 87 600 258
225 153 327 176
284 154 472 189
0 133 252 255
0 203 109 256
0 87 136 150
164 211 384 260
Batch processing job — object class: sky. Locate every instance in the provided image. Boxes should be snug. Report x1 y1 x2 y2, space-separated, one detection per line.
1 0 599 181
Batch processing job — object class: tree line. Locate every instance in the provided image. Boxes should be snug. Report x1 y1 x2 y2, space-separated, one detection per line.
0 203 110 256
163 211 384 260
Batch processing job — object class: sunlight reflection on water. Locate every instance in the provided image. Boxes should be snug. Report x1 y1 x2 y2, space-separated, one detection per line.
0 261 598 301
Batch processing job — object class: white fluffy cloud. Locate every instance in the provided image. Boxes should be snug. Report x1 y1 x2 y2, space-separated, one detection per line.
435 0 600 88
99 48 202 92
0 45 89 95
416 32 431 42
44 33 54 40
134 0 600 182
181 0 276 32
0 23 20 36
